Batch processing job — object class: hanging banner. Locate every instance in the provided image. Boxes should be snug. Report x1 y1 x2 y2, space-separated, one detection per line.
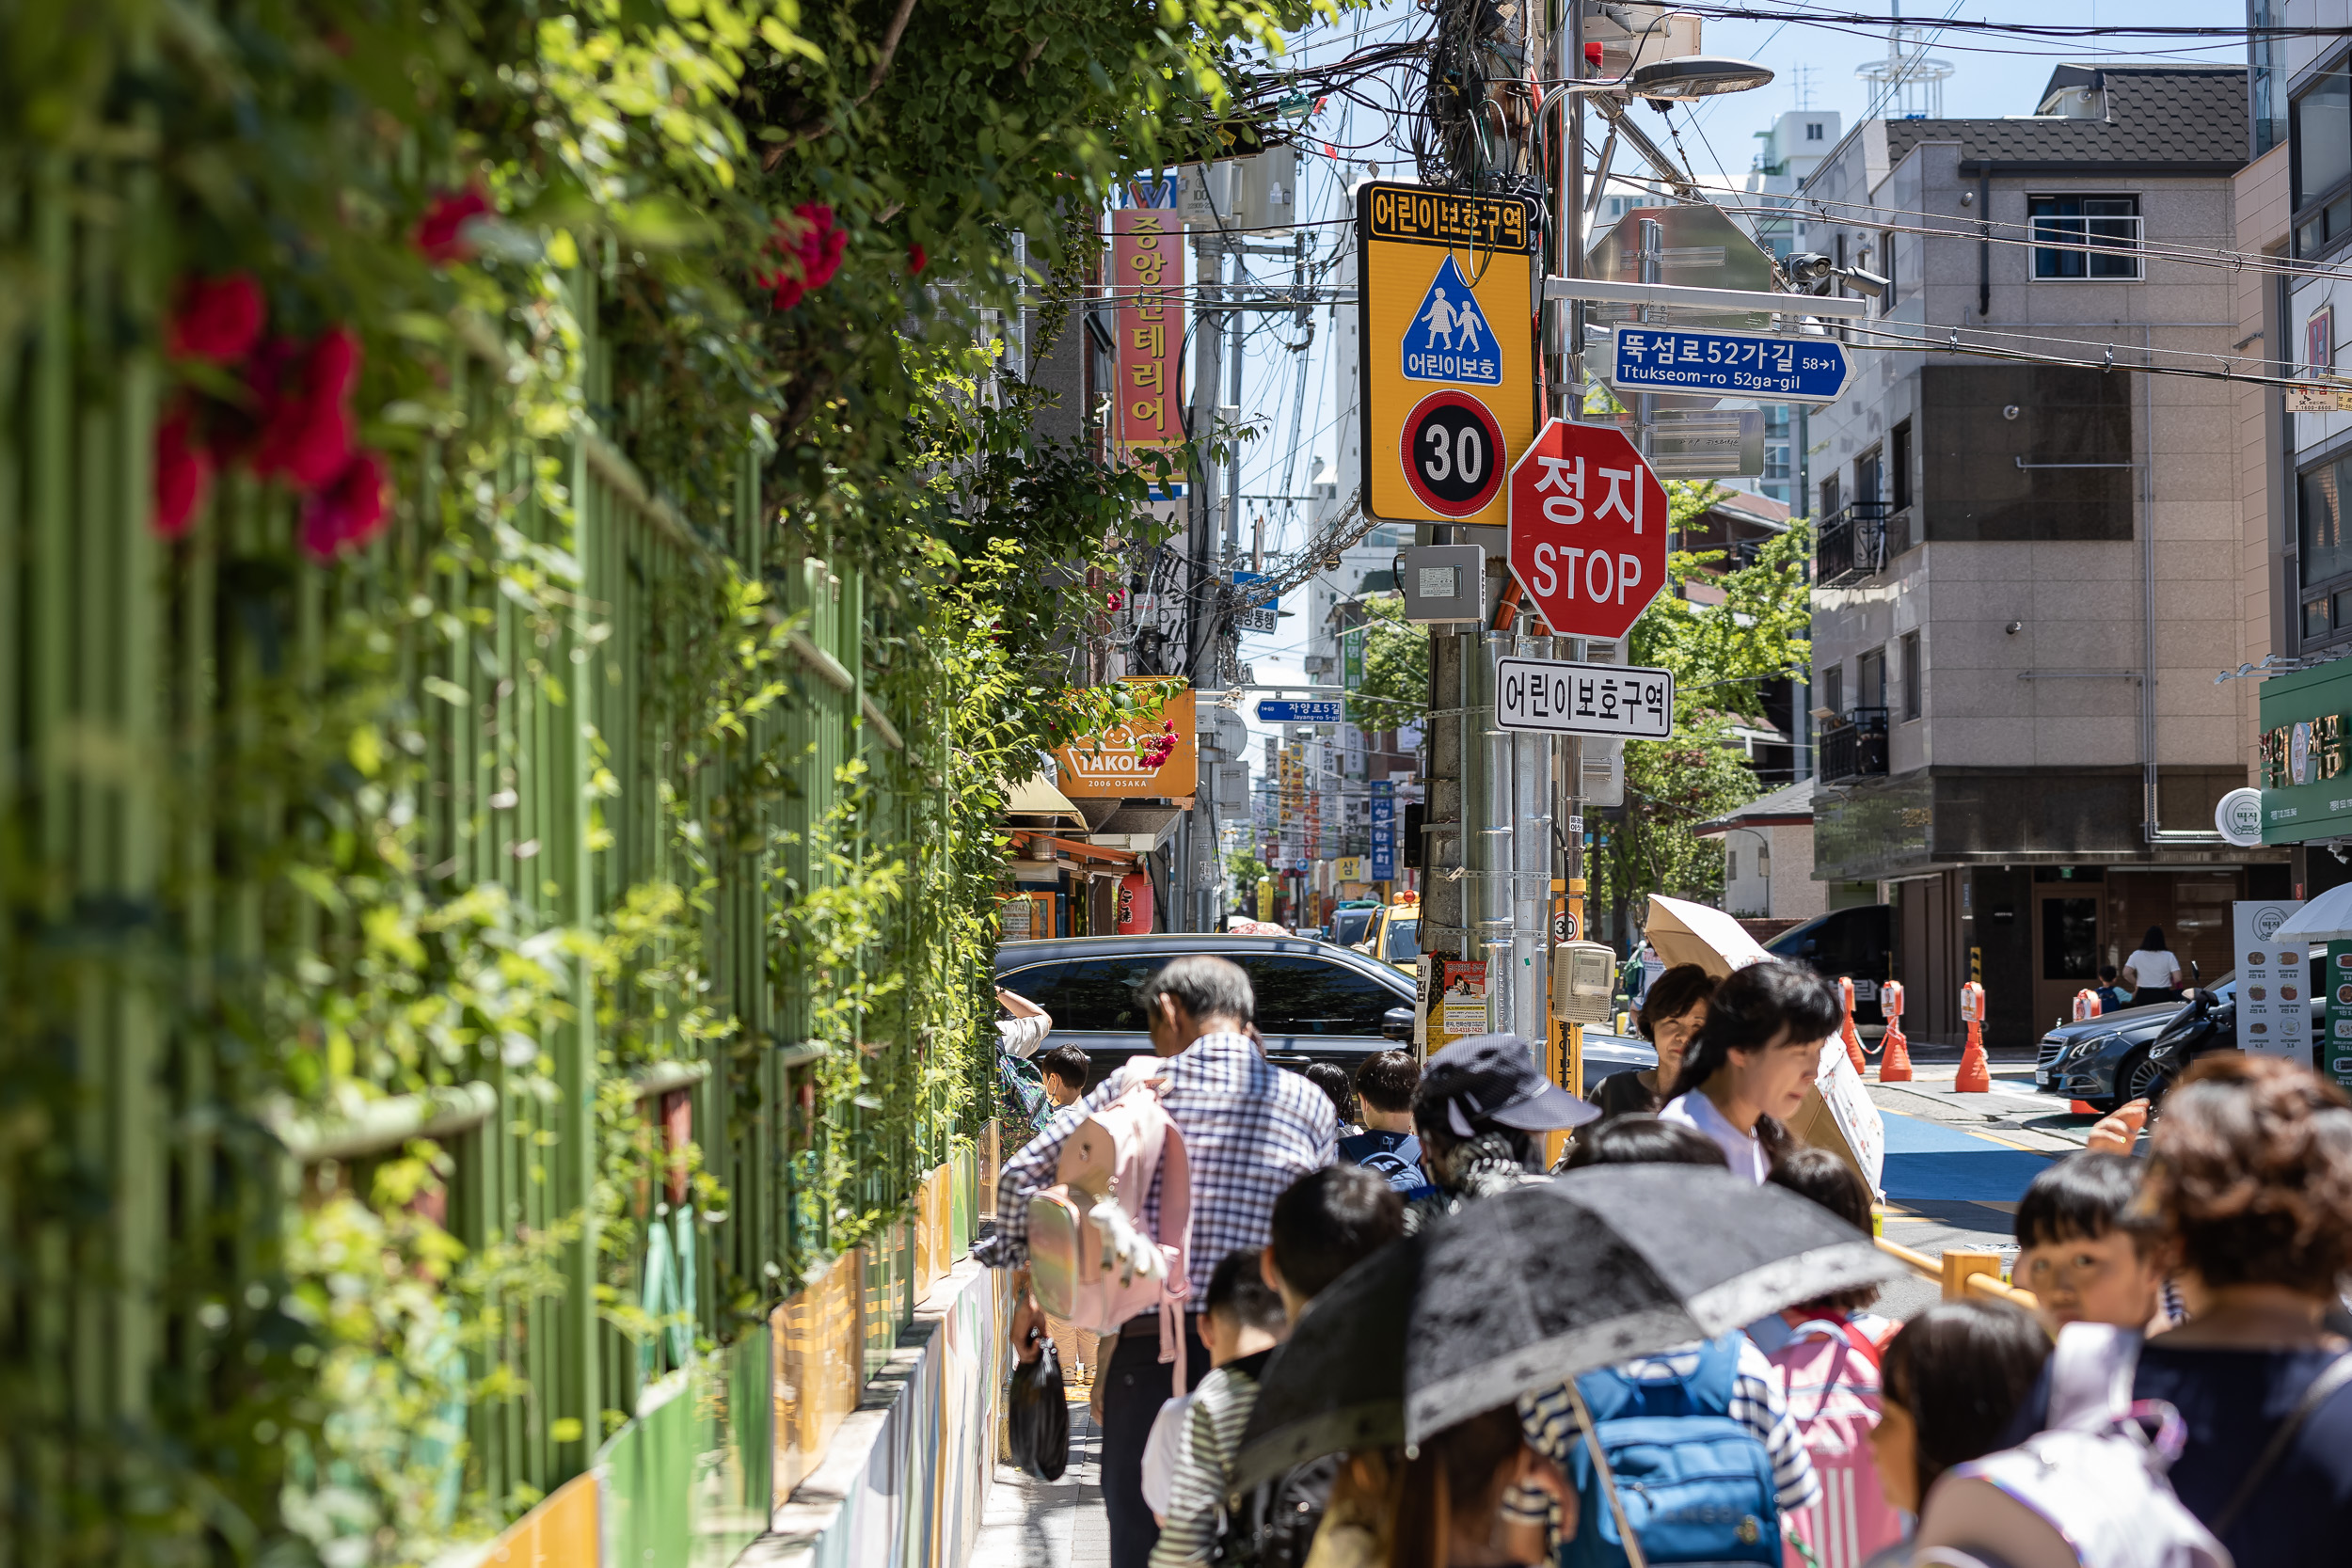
1117 871 1154 935
1113 194 1185 465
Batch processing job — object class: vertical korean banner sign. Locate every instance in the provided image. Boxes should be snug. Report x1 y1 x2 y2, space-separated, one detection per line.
2328 942 2352 1091
1114 198 1184 460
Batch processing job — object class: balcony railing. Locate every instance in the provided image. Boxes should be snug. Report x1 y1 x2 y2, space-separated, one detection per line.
1816 500 1890 587
1820 706 1890 784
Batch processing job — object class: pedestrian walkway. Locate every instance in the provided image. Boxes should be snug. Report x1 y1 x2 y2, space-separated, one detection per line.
970 1398 1108 1568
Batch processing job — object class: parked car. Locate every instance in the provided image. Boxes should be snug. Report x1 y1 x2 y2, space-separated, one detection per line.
2038 957 2323 1112
2036 992 2207 1112
993 931 1651 1095
1765 905 1893 1032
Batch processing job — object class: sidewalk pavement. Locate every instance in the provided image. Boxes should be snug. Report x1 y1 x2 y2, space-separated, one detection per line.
969 1395 1109 1568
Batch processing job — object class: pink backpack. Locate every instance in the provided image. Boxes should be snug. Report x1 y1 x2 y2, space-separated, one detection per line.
1025 1060 1196 1387
1768 1315 1904 1568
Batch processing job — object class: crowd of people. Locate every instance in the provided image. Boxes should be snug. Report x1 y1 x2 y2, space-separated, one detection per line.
977 953 2352 1568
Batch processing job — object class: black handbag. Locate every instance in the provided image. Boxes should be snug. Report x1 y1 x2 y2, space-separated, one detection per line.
1008 1334 1070 1481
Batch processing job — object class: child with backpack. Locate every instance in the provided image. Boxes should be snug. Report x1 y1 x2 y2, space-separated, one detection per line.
1150 1251 1288 1564
1763 1148 1899 1568
1214 1164 1406 1568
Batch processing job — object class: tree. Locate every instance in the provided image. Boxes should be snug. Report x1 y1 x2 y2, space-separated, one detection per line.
1345 594 1428 732
1590 483 1813 927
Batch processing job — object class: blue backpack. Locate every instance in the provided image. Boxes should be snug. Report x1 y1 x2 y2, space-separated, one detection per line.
1560 1334 1780 1567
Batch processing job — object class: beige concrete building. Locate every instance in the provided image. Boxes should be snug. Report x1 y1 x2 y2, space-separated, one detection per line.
1800 65 2290 1046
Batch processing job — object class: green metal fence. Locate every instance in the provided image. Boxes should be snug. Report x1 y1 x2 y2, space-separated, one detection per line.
2 187 974 1562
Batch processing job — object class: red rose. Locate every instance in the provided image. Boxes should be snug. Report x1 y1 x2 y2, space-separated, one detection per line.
152 406 213 539
756 203 849 309
414 188 493 264
252 327 359 490
907 242 928 276
168 274 265 364
299 451 389 562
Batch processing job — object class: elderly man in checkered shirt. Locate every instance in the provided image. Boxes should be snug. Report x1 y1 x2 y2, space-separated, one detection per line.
976 954 1337 1568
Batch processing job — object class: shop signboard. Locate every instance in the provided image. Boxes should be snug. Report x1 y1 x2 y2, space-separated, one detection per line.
1054 687 1197 798
1370 780 1396 880
2256 660 2352 843
2328 943 2352 1092
2233 900 2307 1061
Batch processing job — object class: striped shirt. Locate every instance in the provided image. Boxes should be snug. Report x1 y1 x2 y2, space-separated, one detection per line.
1508 1336 1821 1522
974 1032 1338 1306
1151 1355 1267 1567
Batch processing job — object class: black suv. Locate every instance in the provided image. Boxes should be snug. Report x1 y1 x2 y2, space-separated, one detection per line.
993 934 1416 1087
993 933 1655 1093
1766 905 1893 1032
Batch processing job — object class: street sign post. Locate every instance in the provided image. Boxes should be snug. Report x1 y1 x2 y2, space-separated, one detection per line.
1607 325 1851 403
1494 656 1674 739
1358 183 1538 527
1505 420 1669 642
1257 698 1344 724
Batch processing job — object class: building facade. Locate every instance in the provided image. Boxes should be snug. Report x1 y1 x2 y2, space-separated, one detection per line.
1803 65 2287 1047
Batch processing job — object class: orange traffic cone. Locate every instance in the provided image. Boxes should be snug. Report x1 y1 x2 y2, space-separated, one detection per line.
1838 975 1867 1072
2070 1100 2100 1116
1878 979 1914 1082
1955 980 1991 1093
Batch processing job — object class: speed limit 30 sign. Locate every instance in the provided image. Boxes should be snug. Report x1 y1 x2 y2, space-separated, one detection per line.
1358 183 1537 527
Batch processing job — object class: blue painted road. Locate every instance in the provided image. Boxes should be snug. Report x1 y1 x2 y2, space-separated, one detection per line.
1880 1109 2056 1204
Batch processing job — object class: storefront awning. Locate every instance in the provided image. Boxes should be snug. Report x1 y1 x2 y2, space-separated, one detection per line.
1006 773 1087 823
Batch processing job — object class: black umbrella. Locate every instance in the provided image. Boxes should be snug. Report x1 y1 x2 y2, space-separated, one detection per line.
1233 1163 1900 1491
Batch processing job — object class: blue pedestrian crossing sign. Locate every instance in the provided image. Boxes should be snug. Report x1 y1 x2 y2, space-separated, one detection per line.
1402 255 1502 386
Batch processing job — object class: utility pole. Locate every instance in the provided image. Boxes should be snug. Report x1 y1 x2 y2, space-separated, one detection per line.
1182 196 1227 933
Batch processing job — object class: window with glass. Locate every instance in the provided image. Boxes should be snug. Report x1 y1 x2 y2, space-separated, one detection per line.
2028 195 2141 279
2300 452 2352 645
1892 422 1913 512
1824 664 1845 719
1858 648 1886 711
1881 230 1898 307
1901 630 1922 721
2294 71 2352 260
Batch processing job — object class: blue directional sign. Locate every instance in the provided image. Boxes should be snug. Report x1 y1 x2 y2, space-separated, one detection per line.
1369 780 1396 881
1606 325 1851 404
1257 699 1344 724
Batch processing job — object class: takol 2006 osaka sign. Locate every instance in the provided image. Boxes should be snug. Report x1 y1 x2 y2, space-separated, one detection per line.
1055 688 1197 799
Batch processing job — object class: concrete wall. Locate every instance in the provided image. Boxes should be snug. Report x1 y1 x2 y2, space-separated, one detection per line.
1718 823 1825 921
1804 127 2250 784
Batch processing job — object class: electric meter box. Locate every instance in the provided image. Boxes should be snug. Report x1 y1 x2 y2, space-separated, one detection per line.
1395 545 1486 624
1550 941 1618 1024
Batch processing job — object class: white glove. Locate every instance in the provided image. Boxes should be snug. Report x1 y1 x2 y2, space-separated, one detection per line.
1088 1200 1168 1288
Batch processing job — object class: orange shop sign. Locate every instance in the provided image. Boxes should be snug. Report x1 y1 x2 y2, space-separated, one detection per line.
1055 689 1196 799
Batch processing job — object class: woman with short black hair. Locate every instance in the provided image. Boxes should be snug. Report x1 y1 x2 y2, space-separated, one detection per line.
1590 963 1716 1121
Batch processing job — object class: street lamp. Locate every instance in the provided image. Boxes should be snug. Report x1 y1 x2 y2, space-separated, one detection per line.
1627 56 1775 100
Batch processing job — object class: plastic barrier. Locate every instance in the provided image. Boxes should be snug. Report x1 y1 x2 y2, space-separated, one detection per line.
1956 979 1990 1093
1877 979 1913 1083
1837 975 1867 1071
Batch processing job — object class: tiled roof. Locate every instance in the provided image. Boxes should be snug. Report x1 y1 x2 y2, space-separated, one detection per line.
1695 776 1816 835
1871 66 2248 175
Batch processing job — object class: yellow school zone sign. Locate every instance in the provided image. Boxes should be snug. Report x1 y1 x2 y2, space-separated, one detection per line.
1357 182 1539 529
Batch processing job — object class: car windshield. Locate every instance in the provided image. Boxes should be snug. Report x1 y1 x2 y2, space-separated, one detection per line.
1332 908 1375 946
1385 917 1421 961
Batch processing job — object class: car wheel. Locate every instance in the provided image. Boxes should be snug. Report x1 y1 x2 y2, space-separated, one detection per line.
2119 1047 2168 1106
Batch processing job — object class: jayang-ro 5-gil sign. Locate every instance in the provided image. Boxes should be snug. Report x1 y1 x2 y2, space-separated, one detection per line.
1505 420 1668 642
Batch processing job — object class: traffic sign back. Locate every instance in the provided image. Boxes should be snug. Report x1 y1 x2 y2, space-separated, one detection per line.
1506 420 1668 642
1359 183 1536 528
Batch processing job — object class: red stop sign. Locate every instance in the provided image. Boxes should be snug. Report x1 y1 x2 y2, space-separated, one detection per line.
1506 419 1668 642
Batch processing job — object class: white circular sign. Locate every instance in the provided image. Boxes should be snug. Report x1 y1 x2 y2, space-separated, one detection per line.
2216 785 2265 847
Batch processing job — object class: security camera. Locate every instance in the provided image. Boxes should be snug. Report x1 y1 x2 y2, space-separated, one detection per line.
1840 266 1890 301
2332 842 2350 865
1783 251 1835 289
